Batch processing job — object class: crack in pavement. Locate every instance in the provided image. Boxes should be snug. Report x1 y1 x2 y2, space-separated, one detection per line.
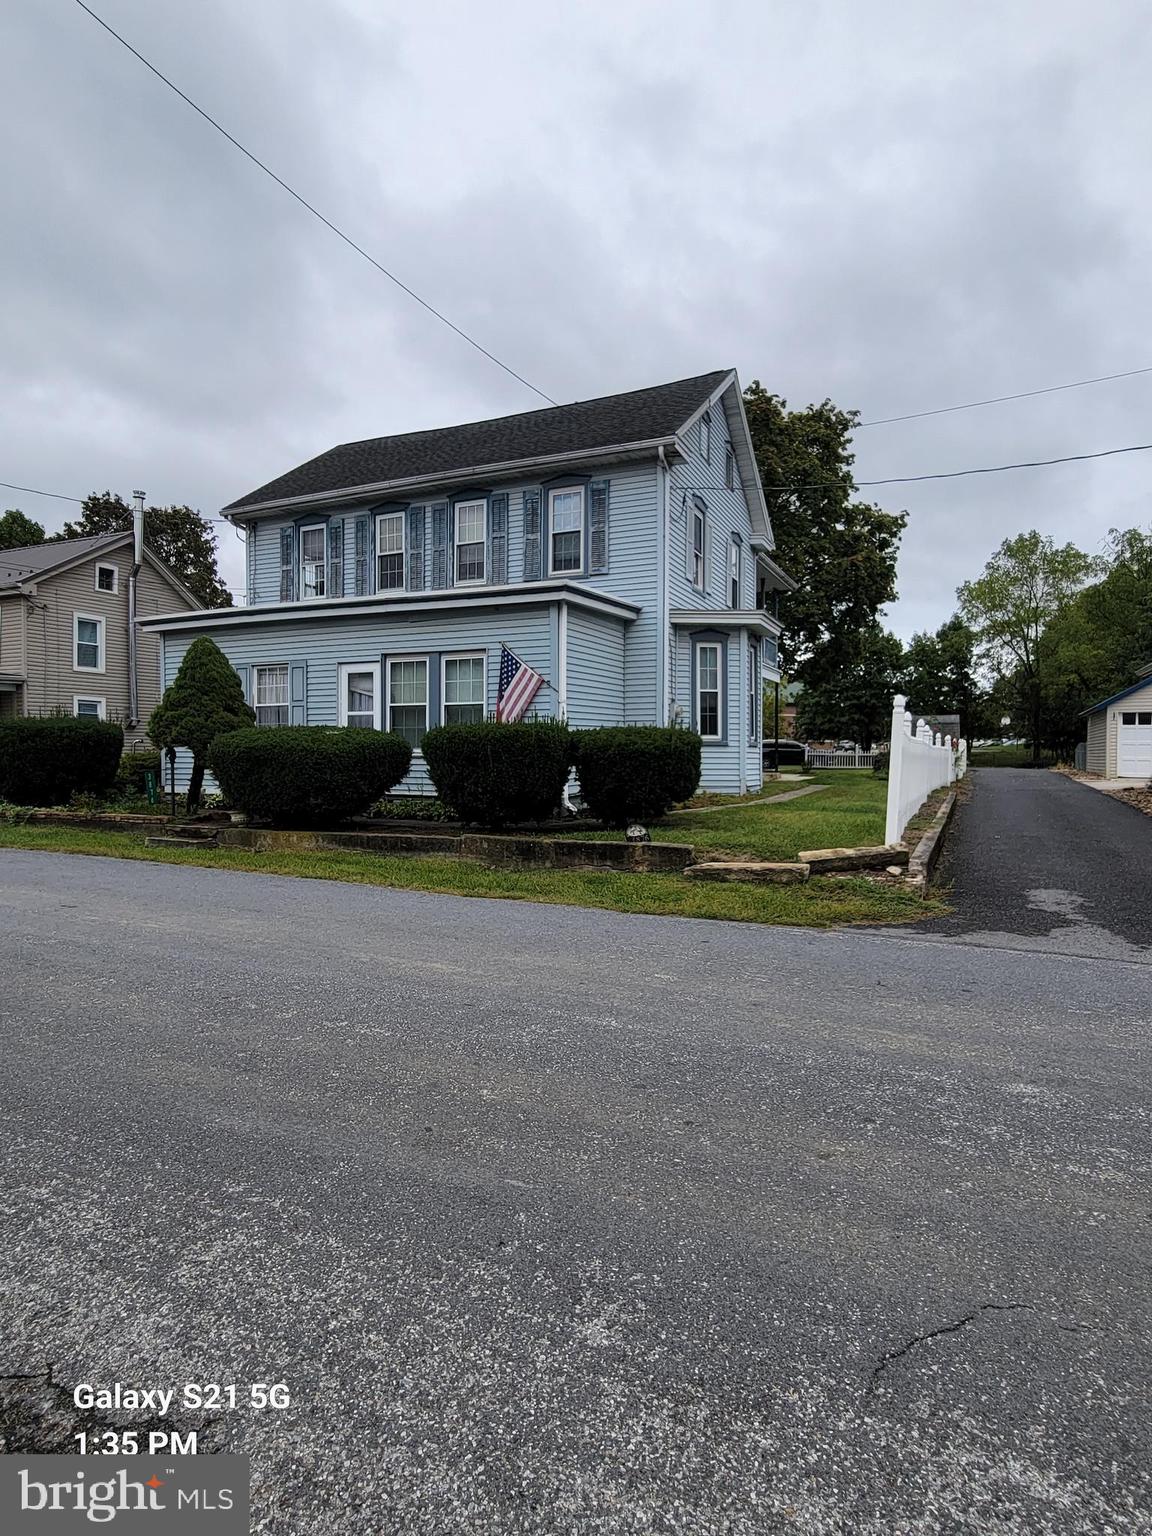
867 1303 1034 1394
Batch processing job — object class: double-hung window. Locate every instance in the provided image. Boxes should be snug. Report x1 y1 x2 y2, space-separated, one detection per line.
300 525 326 598
725 447 736 491
455 501 486 584
696 642 722 740
388 657 428 748
729 538 741 608
376 512 405 591
749 639 759 744
339 663 380 729
74 613 104 672
549 487 584 574
699 410 711 462
443 654 486 725
254 664 290 726
690 503 706 590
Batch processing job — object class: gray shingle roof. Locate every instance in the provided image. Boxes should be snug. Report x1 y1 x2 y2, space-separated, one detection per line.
0 531 127 589
225 370 733 511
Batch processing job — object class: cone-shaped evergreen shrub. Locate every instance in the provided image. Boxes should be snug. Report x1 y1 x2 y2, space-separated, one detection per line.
148 636 254 810
420 720 572 827
0 715 123 805
572 726 702 826
209 726 412 826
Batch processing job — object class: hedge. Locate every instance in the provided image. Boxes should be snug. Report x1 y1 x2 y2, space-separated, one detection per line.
572 726 702 826
0 715 124 806
420 720 572 828
118 749 163 795
208 727 412 826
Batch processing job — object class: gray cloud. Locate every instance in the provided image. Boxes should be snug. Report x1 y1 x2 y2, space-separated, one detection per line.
1 0 1149 619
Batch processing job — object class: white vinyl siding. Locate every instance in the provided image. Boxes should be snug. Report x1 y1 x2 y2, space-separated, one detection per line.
376 513 405 591
455 502 486 585
73 613 105 672
338 662 381 729
388 657 429 747
443 653 486 725
254 663 290 726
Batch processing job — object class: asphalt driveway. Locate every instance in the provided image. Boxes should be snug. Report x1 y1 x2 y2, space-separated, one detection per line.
1 849 1150 1534
916 767 1152 958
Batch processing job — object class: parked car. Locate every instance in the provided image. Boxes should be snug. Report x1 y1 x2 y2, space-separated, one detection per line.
762 738 808 768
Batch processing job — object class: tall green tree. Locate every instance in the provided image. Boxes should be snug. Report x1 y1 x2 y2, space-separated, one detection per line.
0 509 47 548
793 624 905 749
743 385 907 681
902 614 985 746
149 636 254 811
958 531 1097 764
54 492 232 608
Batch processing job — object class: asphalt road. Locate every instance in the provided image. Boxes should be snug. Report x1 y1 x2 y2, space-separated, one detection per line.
1 844 1150 1534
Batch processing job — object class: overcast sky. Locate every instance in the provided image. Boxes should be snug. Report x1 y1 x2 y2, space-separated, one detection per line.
2 0 1149 635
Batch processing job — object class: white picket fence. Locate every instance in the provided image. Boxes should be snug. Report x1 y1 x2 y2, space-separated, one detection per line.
806 748 878 769
884 694 967 845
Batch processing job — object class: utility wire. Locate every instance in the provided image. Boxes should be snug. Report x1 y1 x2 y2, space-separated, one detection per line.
71 0 558 407
0 480 83 503
858 365 1152 428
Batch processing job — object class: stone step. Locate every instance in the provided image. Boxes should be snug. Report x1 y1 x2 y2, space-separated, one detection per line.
685 860 810 884
797 844 908 873
145 835 218 849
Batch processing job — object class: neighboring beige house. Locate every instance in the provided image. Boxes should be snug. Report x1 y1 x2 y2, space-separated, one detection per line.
1082 661 1152 779
0 532 203 744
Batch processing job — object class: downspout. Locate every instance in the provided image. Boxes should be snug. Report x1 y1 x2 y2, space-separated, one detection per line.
558 599 576 814
656 445 669 725
127 490 145 729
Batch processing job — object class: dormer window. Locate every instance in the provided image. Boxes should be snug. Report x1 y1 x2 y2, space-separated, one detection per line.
699 410 711 463
300 525 326 598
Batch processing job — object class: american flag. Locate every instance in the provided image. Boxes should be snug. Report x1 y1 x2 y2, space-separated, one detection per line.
496 644 544 722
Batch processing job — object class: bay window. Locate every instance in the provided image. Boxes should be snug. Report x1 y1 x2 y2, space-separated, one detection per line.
455 501 486 584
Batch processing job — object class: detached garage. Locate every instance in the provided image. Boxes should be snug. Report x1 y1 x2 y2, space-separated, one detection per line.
1082 663 1152 779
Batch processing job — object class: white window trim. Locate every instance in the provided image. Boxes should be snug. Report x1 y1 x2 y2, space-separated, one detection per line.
73 695 107 720
94 562 119 595
386 653 430 746
725 446 736 491
699 410 711 463
441 651 487 725
690 505 707 592
299 523 327 598
547 485 586 577
454 500 487 586
253 662 290 726
338 662 382 729
73 612 106 673
375 511 406 592
695 640 723 742
730 538 741 608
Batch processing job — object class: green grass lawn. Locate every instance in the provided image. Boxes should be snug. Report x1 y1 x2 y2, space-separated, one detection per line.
559 769 889 860
0 822 938 929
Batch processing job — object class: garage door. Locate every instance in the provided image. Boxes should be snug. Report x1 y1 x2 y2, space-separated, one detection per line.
1117 709 1152 776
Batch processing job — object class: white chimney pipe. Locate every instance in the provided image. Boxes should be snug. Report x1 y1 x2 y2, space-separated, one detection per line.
132 490 145 569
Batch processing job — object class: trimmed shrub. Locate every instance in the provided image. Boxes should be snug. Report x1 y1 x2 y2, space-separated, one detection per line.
208 727 412 826
0 715 124 805
420 720 572 828
118 749 163 795
149 636 254 812
573 726 702 826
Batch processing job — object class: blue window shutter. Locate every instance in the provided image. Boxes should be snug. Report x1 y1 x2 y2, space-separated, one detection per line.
279 527 295 602
407 506 425 590
523 488 542 581
290 662 307 725
589 480 609 574
430 501 451 588
328 519 344 598
489 492 508 585
354 515 369 595
234 664 251 705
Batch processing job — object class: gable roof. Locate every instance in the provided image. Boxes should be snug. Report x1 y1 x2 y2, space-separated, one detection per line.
1080 667 1152 715
224 370 734 513
0 530 204 610
0 531 126 588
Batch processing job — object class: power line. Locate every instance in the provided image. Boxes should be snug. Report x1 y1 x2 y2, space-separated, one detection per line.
858 365 1152 428
70 0 558 408
0 480 83 504
764 440 1152 491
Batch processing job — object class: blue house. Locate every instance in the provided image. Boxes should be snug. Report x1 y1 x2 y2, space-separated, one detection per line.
142 370 794 796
